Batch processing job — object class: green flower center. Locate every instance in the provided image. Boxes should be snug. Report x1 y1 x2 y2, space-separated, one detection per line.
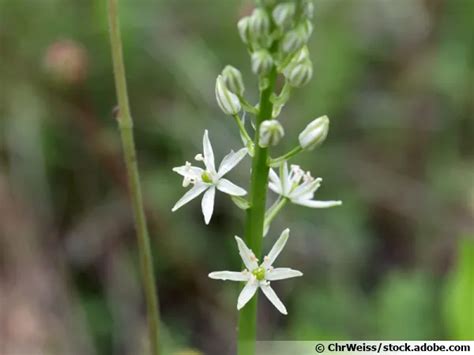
201 171 213 184
252 266 266 281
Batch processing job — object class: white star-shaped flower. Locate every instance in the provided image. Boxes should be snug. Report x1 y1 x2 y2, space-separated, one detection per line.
172 130 248 224
209 229 302 315
269 162 342 208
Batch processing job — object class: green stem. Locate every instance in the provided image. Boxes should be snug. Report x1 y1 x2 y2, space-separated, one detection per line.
269 145 303 166
233 114 254 150
263 197 288 236
237 66 278 355
107 1 161 354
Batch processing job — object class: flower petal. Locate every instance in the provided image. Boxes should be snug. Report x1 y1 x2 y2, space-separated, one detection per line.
260 283 287 315
218 147 248 177
172 164 203 180
268 169 282 195
290 178 321 200
208 271 249 282
235 236 259 271
269 168 280 185
201 186 216 224
237 280 259 310
266 267 303 281
292 199 342 208
263 228 289 267
172 184 208 212
280 162 290 195
203 130 216 173
268 182 282 195
217 178 247 196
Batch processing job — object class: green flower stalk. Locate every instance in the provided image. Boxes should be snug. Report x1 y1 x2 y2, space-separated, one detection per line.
171 1 341 355
107 0 161 354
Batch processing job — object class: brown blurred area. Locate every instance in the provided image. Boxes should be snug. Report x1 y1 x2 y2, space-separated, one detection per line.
0 0 473 354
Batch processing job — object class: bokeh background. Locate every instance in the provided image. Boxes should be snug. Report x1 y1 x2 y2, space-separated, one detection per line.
0 0 473 354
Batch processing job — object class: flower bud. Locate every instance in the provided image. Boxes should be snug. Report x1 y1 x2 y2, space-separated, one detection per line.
259 120 285 147
294 45 310 63
222 65 245 96
302 0 315 19
281 20 313 54
251 49 273 75
249 8 270 44
272 3 295 30
215 75 241 115
237 16 251 44
298 115 329 150
286 60 313 87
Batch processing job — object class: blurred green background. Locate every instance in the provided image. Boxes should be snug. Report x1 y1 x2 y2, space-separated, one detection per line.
0 0 473 354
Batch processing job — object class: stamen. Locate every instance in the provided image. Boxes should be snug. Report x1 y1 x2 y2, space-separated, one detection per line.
303 171 313 183
182 178 191 187
195 153 204 161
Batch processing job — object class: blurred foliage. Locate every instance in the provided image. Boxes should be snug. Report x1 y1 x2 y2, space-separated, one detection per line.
0 0 473 354
443 237 474 340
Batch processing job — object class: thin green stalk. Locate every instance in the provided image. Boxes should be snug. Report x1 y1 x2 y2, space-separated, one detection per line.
107 1 161 354
237 67 278 355
263 197 288 235
269 145 303 166
233 114 254 148
238 95 259 115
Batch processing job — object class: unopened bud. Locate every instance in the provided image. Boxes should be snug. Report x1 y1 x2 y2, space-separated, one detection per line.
272 3 295 30
294 46 310 63
281 20 313 54
287 60 313 87
249 8 270 44
238 16 251 44
298 115 329 150
251 49 273 75
302 0 315 19
215 75 241 115
222 65 245 96
259 120 285 147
